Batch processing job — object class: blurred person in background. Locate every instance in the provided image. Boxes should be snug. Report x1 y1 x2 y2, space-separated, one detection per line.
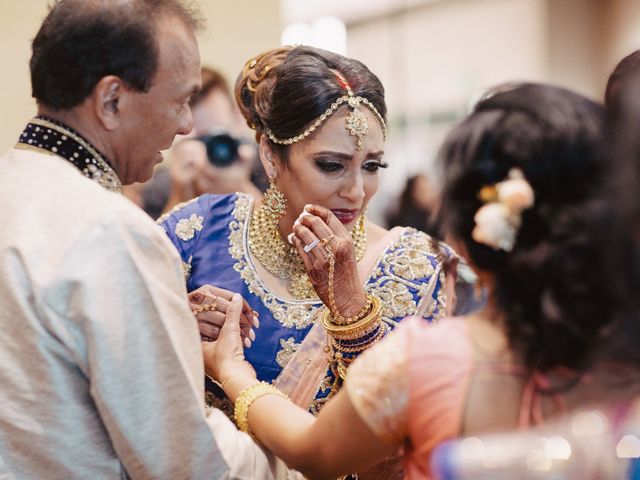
200 83 640 479
605 50 640 110
387 173 439 237
130 66 263 218
159 45 458 479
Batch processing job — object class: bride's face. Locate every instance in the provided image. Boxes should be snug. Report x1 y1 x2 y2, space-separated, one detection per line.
269 107 387 234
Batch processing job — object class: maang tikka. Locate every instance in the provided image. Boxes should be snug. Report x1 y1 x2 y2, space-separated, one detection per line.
266 72 388 152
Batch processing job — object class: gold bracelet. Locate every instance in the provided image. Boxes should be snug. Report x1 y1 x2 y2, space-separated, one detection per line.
322 295 382 339
219 374 240 389
234 382 288 436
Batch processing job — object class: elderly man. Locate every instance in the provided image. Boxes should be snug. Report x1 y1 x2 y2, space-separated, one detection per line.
0 1 300 478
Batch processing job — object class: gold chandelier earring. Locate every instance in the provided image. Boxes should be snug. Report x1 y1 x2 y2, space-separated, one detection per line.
263 177 287 220
250 177 314 297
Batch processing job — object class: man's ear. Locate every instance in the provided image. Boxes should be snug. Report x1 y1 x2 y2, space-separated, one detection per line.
93 76 123 130
259 134 279 178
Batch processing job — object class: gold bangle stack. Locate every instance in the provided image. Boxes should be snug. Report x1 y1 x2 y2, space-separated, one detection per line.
321 295 382 339
234 382 288 437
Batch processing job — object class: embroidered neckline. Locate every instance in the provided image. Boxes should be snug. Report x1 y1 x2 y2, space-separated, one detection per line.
16 116 122 193
227 194 447 329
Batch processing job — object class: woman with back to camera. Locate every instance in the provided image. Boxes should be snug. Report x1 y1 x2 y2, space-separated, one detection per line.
203 83 640 479
159 45 456 478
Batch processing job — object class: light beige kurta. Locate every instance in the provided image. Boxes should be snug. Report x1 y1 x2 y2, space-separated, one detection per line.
0 148 300 479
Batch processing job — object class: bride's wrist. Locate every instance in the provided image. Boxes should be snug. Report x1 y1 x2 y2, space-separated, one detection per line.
334 291 368 319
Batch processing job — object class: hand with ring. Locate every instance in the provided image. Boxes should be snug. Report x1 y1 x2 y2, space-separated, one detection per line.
289 204 368 318
188 284 258 347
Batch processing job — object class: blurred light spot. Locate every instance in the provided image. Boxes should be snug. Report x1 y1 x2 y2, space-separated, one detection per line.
527 447 552 471
571 411 608 437
545 436 572 460
461 437 485 459
617 434 640 458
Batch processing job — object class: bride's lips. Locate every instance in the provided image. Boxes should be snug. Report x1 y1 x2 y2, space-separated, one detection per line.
331 209 359 224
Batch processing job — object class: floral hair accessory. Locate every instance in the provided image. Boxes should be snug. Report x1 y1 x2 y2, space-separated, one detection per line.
471 168 535 252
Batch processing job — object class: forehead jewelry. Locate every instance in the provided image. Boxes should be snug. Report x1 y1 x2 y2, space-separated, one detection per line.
266 73 387 151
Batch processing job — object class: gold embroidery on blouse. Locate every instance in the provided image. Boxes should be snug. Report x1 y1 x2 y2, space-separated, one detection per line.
228 194 448 331
175 213 204 241
155 197 199 225
182 255 193 279
276 337 302 368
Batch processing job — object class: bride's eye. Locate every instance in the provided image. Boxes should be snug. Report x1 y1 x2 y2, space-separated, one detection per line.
316 160 344 173
362 161 388 172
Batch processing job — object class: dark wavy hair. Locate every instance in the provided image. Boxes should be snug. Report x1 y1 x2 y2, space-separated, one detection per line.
438 83 608 373
234 45 386 163
30 0 203 110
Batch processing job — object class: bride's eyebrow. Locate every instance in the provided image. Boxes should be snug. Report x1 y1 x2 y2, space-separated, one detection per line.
313 151 353 160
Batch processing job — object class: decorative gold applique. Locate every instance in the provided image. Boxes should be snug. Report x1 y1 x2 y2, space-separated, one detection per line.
275 337 301 368
155 197 199 225
182 255 193 279
175 213 204 241
367 281 416 319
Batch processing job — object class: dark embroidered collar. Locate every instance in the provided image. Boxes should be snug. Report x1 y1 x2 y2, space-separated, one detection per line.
16 116 122 193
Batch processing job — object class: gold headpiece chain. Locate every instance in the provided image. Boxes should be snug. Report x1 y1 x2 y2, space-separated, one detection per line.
266 73 387 151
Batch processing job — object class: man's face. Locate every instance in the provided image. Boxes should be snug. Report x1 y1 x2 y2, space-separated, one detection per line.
114 15 201 184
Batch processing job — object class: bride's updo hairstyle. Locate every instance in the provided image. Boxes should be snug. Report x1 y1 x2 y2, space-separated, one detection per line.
234 45 387 163
438 83 608 374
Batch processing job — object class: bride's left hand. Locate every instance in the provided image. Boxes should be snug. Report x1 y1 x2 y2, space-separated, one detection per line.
189 285 258 345
290 204 368 318
202 293 256 383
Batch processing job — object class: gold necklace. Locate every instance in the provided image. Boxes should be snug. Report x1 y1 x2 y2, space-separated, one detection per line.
249 206 367 299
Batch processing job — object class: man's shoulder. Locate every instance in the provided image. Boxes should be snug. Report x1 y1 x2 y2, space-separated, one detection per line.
0 147 166 254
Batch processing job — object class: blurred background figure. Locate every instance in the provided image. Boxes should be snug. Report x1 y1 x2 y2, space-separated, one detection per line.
386 173 439 237
605 50 640 110
123 66 264 219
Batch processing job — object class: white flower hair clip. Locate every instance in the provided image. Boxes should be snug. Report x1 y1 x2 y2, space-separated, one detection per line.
471 168 535 252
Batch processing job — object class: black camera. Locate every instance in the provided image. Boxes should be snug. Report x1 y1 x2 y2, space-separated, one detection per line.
197 133 240 167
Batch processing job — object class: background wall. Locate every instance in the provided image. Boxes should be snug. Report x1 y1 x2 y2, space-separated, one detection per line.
3 0 640 224
0 0 281 153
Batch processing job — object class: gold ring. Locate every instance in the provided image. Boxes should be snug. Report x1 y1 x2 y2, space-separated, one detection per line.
191 299 217 316
320 233 335 246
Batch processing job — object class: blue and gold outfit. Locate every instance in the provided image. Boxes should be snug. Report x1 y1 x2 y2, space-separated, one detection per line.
159 193 450 414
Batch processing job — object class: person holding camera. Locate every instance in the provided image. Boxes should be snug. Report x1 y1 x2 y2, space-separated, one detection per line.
143 66 262 218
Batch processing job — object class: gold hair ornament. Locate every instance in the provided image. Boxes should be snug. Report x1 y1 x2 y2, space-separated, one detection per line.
266 75 387 151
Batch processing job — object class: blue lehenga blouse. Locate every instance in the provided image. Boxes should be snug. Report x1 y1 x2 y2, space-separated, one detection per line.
159 193 450 414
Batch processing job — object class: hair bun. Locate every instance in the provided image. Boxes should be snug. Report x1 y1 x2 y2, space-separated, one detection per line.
235 46 292 140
